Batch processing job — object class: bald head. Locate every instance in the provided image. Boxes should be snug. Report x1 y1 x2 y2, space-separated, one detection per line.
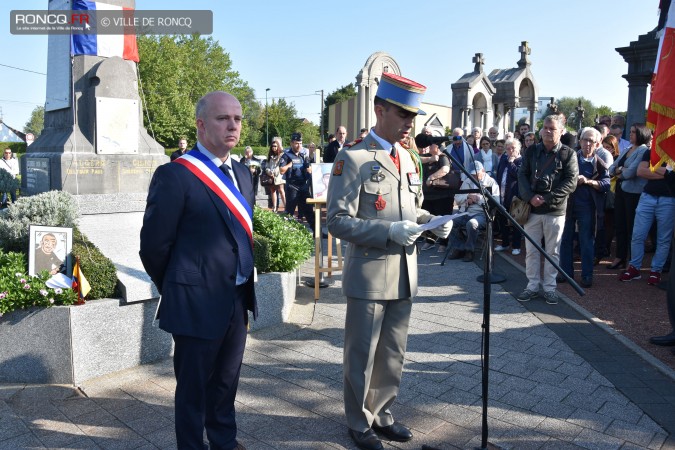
196 91 243 159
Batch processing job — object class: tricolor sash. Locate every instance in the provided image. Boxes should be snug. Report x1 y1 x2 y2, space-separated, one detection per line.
175 150 253 244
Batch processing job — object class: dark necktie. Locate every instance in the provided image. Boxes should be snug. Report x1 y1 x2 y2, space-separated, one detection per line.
220 164 254 282
390 146 400 172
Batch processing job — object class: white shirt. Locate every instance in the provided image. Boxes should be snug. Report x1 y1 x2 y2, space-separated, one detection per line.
197 142 240 192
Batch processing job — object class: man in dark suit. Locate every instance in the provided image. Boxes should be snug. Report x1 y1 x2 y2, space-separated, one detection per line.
140 91 256 450
170 137 189 161
323 125 347 163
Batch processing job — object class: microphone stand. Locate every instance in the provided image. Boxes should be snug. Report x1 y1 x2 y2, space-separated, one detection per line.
441 148 585 450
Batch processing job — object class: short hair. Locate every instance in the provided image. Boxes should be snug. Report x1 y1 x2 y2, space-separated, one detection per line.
327 134 335 140
245 146 253 153
360 128 368 133
178 137 187 142
581 127 601 143
336 125 346 133
472 127 482 133
544 114 565 130
452 127 464 136
631 123 652 147
594 124 609 134
504 138 522 152
524 131 536 140
610 124 623 132
495 139 506 146
479 136 491 146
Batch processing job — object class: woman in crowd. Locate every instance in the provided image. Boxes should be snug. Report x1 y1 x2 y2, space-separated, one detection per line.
421 142 453 252
607 124 651 269
265 138 286 212
477 136 499 178
465 135 478 154
494 138 523 255
307 142 318 163
600 135 620 260
619 133 675 285
523 132 537 150
559 128 610 287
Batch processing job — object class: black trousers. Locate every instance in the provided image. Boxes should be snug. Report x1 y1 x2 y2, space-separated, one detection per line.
614 185 641 261
172 286 248 450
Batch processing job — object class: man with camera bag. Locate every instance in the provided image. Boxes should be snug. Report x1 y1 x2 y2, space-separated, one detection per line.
516 114 578 305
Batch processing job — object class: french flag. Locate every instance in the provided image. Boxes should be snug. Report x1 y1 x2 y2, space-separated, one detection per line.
70 0 139 63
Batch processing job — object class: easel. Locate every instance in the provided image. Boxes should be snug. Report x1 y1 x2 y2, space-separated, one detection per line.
306 198 343 300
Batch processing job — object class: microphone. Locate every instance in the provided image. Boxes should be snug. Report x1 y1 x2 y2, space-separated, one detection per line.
414 133 453 148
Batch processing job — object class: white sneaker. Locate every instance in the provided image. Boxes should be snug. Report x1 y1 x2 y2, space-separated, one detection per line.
494 245 507 252
511 249 521 255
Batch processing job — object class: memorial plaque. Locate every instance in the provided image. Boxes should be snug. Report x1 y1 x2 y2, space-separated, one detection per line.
96 97 140 155
25 158 51 193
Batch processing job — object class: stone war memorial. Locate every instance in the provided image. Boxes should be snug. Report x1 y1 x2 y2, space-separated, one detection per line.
21 0 167 214
0 0 173 385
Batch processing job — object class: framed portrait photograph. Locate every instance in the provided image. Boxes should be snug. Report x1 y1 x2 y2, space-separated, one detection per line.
311 163 333 200
28 225 73 277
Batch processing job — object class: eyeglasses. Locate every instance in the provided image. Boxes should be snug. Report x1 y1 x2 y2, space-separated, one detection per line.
580 138 596 144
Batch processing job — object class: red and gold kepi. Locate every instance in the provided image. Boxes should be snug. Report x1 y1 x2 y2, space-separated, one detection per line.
376 72 427 115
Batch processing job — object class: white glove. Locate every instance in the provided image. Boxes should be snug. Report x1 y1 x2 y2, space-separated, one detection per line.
431 220 453 239
388 220 423 246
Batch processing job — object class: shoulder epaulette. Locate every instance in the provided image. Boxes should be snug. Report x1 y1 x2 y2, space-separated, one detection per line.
344 138 363 149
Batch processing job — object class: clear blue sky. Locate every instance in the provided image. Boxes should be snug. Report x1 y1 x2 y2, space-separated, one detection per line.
0 0 661 131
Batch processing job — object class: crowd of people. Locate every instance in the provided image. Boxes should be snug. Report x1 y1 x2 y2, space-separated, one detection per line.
133 72 675 450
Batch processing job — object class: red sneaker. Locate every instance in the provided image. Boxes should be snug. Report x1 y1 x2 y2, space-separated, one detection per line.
647 271 661 285
619 265 641 282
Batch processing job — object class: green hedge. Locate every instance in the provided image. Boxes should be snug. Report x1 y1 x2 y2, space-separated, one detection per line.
252 207 313 273
72 228 118 299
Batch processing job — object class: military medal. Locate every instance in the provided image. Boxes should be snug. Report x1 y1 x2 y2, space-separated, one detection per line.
370 164 385 182
375 195 386 210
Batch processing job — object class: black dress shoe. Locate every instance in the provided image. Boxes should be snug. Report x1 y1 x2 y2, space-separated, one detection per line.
348 428 383 450
607 259 626 270
580 277 592 288
373 422 413 442
447 249 464 260
649 333 675 346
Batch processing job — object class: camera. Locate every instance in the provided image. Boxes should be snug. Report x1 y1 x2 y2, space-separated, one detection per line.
533 175 552 193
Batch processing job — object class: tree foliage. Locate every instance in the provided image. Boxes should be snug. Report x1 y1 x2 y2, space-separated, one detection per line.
137 34 255 148
24 106 44 137
261 99 317 147
322 83 357 135
543 97 618 131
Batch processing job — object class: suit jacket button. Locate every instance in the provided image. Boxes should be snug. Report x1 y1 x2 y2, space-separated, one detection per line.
364 252 368 256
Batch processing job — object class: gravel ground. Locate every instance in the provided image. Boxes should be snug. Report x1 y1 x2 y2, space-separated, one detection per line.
505 243 675 372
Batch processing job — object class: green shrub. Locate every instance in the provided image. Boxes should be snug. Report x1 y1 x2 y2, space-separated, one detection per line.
253 206 313 273
0 168 19 195
0 190 79 253
0 249 78 316
253 232 272 273
0 191 118 301
72 229 118 300
0 142 27 154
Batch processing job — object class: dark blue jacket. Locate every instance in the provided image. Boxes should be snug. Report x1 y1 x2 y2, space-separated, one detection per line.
140 148 257 339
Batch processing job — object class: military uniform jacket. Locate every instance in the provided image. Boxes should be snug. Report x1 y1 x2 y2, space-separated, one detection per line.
326 134 425 300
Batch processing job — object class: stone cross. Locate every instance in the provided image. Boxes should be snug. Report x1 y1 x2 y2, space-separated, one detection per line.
547 98 559 114
472 53 485 73
518 41 531 68
575 100 585 131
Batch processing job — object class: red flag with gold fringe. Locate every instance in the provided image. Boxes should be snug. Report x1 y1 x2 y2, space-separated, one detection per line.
647 2 675 169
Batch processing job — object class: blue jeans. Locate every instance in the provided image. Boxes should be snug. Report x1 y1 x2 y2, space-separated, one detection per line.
449 213 486 252
629 193 675 272
560 203 595 279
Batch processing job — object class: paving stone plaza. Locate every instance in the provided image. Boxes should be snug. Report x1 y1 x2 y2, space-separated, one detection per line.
1 246 674 449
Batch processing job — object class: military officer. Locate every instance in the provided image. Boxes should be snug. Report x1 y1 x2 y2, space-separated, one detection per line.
326 73 452 450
